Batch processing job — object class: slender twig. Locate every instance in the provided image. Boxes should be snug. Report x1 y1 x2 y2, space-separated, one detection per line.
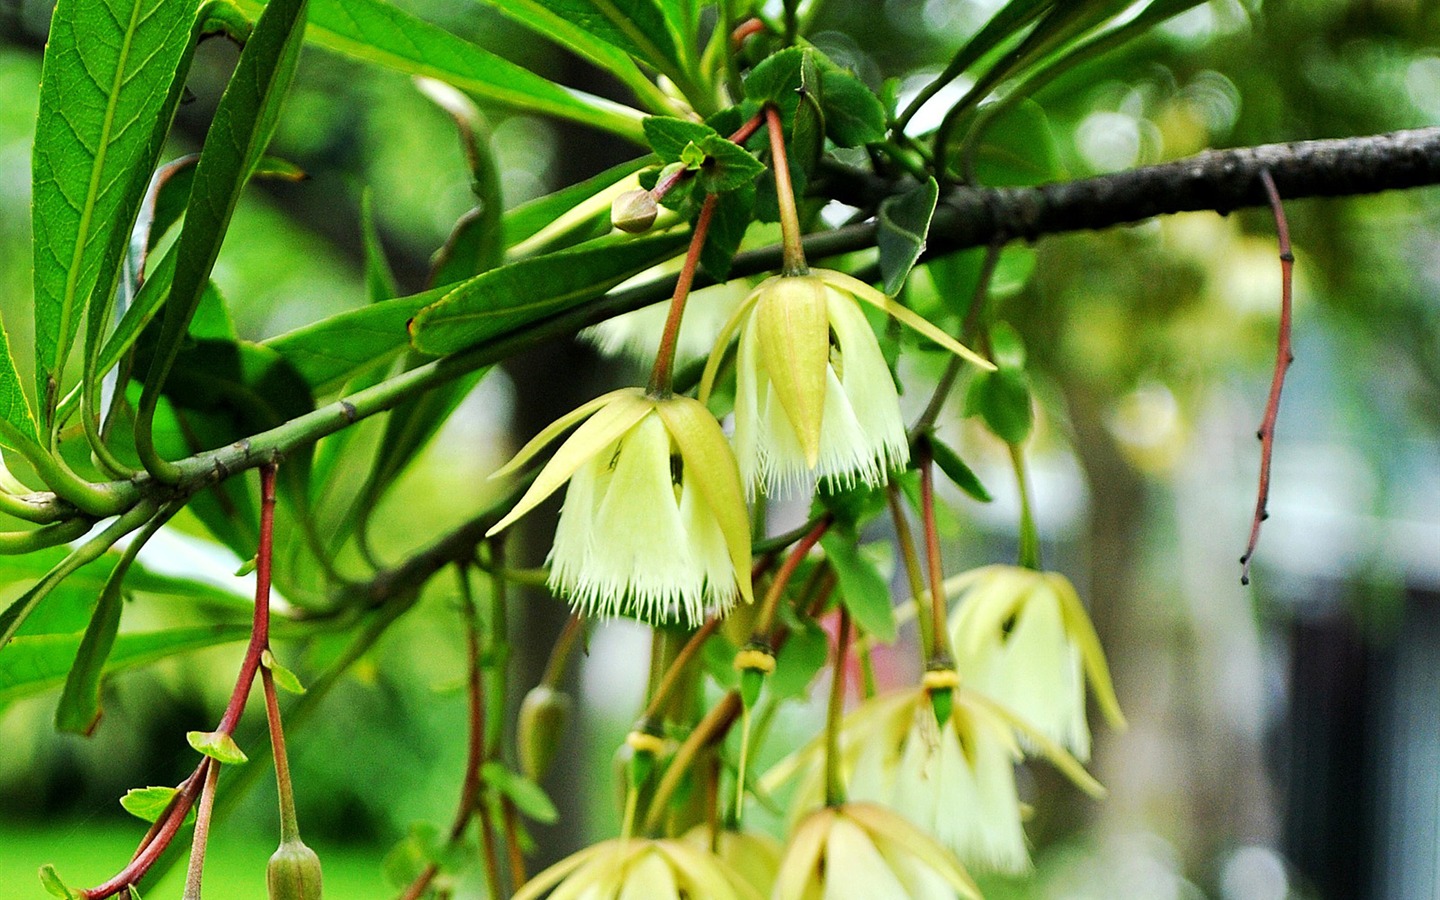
823 608 852 807
886 491 931 671
80 466 279 899
180 759 220 900
642 691 743 834
917 446 953 667
1241 169 1295 586
753 515 832 638
649 193 719 395
642 617 722 724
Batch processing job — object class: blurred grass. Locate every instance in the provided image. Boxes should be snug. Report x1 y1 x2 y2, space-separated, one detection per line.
0 818 391 899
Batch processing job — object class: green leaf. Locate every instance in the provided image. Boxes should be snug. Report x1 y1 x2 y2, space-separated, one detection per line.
770 621 828 700
503 157 648 249
927 438 992 503
965 368 1033 445
264 290 442 393
0 317 37 450
820 532 897 643
877 177 939 296
187 729 249 765
142 0 308 441
409 231 686 356
416 76 505 281
30 0 195 428
644 116 716 162
0 625 250 708
39 864 80 900
360 190 400 304
476 0 666 109
262 649 306 694
744 47 807 122
481 761 559 824
820 68 886 147
53 563 127 735
970 100 1062 186
520 0 681 75
235 0 646 141
698 185 754 281
696 135 766 194
120 786 197 825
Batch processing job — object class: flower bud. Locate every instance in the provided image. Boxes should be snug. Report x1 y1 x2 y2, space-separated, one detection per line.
267 838 323 900
518 684 572 781
611 188 658 233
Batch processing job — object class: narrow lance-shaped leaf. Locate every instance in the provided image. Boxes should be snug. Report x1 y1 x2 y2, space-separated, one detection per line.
0 625 250 709
30 0 195 428
139 0 309 459
476 0 672 112
235 0 646 142
409 231 687 355
521 0 683 78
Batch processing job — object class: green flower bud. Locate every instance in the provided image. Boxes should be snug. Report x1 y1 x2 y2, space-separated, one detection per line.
518 685 572 781
267 838 323 900
611 188 658 233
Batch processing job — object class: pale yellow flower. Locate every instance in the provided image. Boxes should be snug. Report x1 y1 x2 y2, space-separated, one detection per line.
513 837 763 900
948 565 1125 761
682 825 782 898
488 388 752 626
773 803 980 900
700 269 993 496
764 687 1103 875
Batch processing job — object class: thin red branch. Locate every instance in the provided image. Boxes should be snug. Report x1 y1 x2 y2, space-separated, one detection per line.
82 464 280 899
1241 170 1295 586
649 192 719 394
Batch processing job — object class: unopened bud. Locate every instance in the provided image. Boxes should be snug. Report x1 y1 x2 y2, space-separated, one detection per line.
611 188 658 233
268 839 323 900
518 685 572 780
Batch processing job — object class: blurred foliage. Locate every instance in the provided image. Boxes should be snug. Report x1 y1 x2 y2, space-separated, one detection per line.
0 0 1438 898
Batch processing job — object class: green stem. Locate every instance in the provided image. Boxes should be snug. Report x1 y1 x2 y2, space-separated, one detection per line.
917 442 953 666
911 240 1003 437
261 666 302 842
541 613 584 688
886 484 933 661
648 193 719 396
766 105 809 275
180 758 220 900
642 691 741 834
642 617 720 723
0 417 135 516
1009 442 1041 570
823 607 850 807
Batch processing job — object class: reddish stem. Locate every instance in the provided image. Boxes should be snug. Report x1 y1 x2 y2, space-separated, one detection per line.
648 192 720 395
753 515 833 638
82 465 280 899
1241 170 1295 586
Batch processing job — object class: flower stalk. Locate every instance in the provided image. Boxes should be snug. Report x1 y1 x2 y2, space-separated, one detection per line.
765 105 808 275
649 193 719 396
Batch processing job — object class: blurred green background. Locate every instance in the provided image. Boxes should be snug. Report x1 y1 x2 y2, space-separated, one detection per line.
2 0 1440 897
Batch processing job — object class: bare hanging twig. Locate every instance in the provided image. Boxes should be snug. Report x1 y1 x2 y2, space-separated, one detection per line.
1241 170 1295 586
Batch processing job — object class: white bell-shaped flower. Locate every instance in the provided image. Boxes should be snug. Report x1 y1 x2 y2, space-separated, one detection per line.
488 388 752 626
700 268 992 497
